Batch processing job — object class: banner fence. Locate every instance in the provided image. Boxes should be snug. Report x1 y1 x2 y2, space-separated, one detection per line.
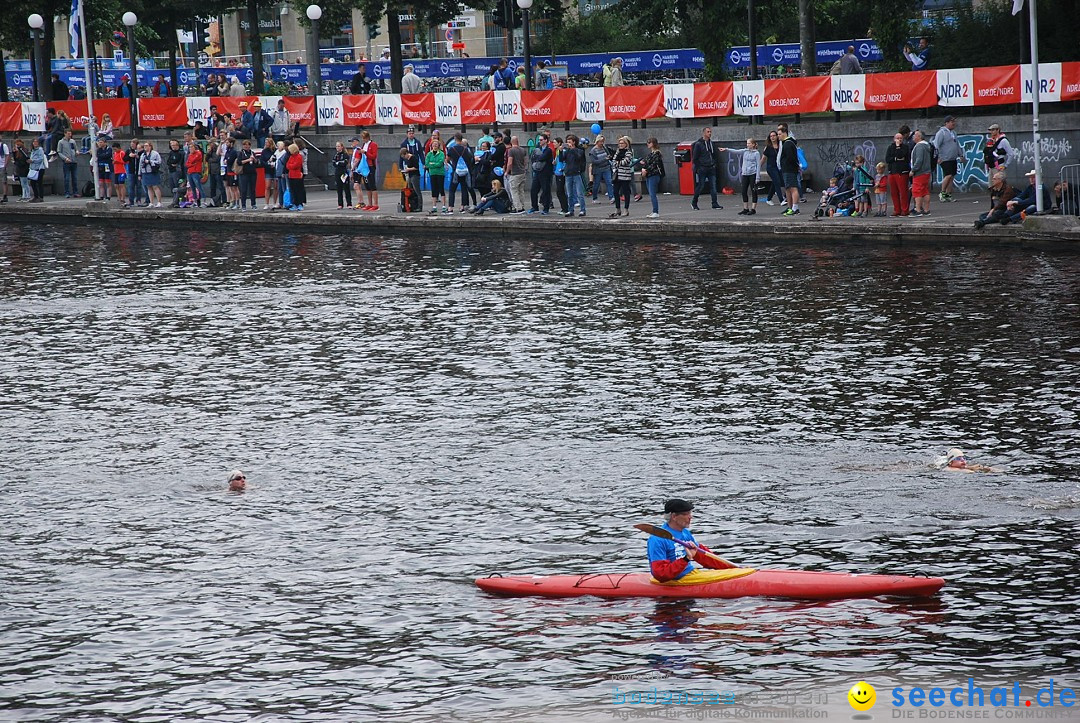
1 62 1077 132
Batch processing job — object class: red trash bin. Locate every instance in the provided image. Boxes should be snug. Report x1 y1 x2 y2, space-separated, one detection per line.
675 142 695 195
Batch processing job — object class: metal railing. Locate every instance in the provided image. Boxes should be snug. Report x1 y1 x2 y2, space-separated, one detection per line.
1058 164 1080 215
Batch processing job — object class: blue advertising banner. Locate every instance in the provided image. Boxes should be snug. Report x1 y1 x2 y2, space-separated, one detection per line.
6 68 202 88
725 39 883 68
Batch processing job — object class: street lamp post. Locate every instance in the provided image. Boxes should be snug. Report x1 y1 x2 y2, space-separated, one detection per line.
306 5 322 97
516 0 532 92
123 12 139 133
27 14 44 103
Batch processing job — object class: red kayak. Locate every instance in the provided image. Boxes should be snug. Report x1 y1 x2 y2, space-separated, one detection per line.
475 570 944 600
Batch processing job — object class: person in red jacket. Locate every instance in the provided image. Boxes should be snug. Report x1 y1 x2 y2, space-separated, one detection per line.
358 130 379 211
185 141 204 207
647 499 741 583
285 143 306 211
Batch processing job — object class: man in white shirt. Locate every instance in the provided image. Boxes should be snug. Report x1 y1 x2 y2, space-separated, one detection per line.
400 64 423 94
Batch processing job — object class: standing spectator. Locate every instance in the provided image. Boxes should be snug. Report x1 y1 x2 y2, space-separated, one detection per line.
609 135 634 217
534 61 553 90
425 138 448 215
910 130 933 216
400 64 423 94
933 115 961 202
641 136 665 218
608 58 624 86
253 101 272 148
358 130 379 211
777 123 800 215
236 139 258 210
983 123 1015 179
220 138 239 209
28 138 46 202
588 135 613 204
204 141 221 207
270 99 291 143
690 126 722 211
333 141 352 209
903 38 931 71
839 46 862 75
260 138 277 210
561 134 587 217
349 63 372 94
399 147 422 211
885 132 912 216
973 172 1015 228
551 137 568 213
13 140 31 202
185 139 203 207
399 127 422 166
92 138 112 200
761 130 783 205
514 66 526 89
228 75 245 96
58 130 79 198
139 141 163 208
738 137 762 215
504 135 528 212
527 131 554 214
123 139 141 207
51 73 70 101
111 142 127 205
0 138 9 203
152 74 171 97
116 74 133 101
285 142 306 211
236 101 255 139
447 132 475 212
873 162 888 216
216 75 231 96
273 141 289 209
497 58 515 91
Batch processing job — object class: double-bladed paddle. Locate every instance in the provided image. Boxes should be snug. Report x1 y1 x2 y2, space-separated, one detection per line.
634 523 737 568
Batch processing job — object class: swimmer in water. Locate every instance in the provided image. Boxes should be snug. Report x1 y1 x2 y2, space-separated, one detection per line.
228 469 247 491
941 448 994 473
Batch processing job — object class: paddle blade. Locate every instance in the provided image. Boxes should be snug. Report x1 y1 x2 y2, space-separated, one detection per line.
634 523 674 540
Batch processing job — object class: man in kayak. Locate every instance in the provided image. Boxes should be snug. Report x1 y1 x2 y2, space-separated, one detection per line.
942 448 994 473
648 499 741 583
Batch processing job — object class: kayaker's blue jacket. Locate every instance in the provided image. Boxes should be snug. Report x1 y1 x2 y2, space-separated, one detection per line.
647 523 730 582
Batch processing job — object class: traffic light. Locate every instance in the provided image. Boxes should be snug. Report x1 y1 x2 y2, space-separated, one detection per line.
492 3 506 28
492 1 522 29
367 22 379 39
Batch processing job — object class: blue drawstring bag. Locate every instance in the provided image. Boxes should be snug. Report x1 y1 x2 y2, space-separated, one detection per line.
358 153 370 177
283 186 292 207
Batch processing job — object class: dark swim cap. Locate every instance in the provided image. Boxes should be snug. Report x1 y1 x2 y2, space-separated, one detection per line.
664 499 694 514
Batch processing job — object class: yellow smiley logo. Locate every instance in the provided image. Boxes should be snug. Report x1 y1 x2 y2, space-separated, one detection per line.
848 681 876 712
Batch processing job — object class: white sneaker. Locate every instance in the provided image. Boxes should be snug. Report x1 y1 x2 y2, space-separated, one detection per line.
647 212 659 218
766 199 776 206
781 199 788 206
154 202 162 208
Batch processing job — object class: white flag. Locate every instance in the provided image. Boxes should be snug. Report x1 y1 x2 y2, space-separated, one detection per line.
1011 0 1024 15
69 0 80 57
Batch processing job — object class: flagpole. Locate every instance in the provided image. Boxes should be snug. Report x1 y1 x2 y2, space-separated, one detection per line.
76 0 100 197
1028 0 1043 212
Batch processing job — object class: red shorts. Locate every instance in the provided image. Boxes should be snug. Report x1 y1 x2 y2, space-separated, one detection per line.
912 173 931 197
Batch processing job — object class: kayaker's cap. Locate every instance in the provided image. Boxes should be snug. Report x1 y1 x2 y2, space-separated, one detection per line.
946 448 965 463
664 498 694 514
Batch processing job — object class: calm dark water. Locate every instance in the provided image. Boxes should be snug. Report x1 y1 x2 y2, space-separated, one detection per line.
1 224 1078 721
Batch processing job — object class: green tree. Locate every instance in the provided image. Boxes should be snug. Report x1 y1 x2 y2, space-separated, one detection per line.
868 0 920 71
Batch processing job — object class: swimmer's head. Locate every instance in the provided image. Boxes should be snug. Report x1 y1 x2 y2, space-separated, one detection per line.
228 469 246 491
946 448 967 468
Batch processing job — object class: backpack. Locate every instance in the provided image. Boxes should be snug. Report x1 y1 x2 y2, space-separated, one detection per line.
829 58 842 75
796 147 808 171
454 154 469 177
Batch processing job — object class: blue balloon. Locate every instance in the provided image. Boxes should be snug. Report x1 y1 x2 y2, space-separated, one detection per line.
590 123 602 135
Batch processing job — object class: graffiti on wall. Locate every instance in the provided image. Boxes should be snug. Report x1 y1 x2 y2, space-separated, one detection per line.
949 134 990 193
816 140 878 171
1019 136 1073 164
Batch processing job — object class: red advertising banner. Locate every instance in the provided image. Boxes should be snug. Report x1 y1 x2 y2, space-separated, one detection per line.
1061 61 1080 101
459 91 495 124
0 102 22 131
864 71 937 109
401 94 436 125
212 96 259 119
283 96 315 126
138 97 188 127
764 76 831 115
342 95 377 125
521 89 576 123
605 85 665 120
972 65 1021 106
693 82 734 117
52 98 131 129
